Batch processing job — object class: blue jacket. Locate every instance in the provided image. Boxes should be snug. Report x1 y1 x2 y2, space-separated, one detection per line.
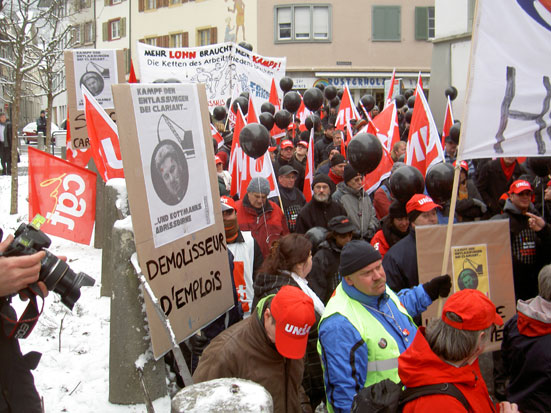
383 230 418 293
318 281 432 413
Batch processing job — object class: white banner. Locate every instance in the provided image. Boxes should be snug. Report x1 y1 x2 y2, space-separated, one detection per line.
460 0 551 159
137 42 286 111
73 49 118 110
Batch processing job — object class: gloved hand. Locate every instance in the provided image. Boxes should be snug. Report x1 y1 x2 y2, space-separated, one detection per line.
423 274 452 300
472 198 487 214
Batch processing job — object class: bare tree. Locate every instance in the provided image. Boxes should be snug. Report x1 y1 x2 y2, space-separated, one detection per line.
0 0 67 214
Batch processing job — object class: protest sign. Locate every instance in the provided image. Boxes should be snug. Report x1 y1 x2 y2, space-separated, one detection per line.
460 0 551 159
416 220 516 352
64 49 126 151
112 83 233 358
136 42 286 112
28 147 97 245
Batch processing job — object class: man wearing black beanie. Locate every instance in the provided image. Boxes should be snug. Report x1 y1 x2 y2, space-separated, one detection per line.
318 240 451 413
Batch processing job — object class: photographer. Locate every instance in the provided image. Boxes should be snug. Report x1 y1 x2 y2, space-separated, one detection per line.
0 229 46 413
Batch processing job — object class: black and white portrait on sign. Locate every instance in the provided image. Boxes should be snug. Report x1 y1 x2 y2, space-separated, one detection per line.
131 83 214 248
73 49 118 110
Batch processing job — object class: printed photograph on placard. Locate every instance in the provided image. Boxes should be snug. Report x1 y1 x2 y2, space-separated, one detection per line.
73 50 118 110
451 244 490 296
130 83 214 247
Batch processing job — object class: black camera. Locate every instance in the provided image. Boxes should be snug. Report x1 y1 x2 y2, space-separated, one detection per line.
2 219 95 310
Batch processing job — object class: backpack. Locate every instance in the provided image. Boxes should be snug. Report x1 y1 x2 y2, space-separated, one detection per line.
350 378 471 413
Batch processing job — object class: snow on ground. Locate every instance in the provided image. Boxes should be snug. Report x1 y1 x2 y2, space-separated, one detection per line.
1 154 171 412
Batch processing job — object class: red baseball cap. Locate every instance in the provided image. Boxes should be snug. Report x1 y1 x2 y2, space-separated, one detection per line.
271 286 316 359
406 194 441 214
442 289 503 331
268 145 278 152
280 140 294 149
547 180 551 187
215 155 223 165
297 140 308 148
453 160 468 173
220 196 237 212
509 180 533 194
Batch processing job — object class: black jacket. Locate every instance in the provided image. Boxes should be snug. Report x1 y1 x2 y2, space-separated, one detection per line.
271 186 306 232
307 239 342 304
314 135 333 169
383 230 419 292
295 198 346 234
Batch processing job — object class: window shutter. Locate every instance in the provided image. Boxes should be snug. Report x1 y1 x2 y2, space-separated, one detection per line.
372 6 400 41
139 38 145 43
103 22 108 41
210 27 217 44
86 0 91 8
105 0 110 6
183 32 189 46
415 7 428 40
139 0 144 12
120 17 126 37
80 24 85 42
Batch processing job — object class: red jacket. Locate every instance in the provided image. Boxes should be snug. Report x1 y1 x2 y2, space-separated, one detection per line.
236 198 289 257
370 229 390 258
399 327 498 413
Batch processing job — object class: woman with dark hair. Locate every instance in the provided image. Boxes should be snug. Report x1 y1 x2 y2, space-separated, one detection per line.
252 233 326 411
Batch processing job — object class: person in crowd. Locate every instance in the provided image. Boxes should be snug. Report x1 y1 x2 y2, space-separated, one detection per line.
316 148 340 176
443 134 458 163
327 154 347 186
294 139 309 167
271 165 306 232
308 215 355 304
314 118 336 168
36 110 47 137
318 240 451 413
295 174 346 234
216 131 234 169
252 233 326 410
383 194 440 293
399 289 518 413
491 180 551 301
502 264 551 413
221 196 263 316
193 285 316 413
0 112 13 176
273 139 305 190
0 229 46 412
215 155 231 196
373 162 405 220
235 177 289 257
390 141 406 162
371 200 410 258
477 157 527 216
454 160 487 221
332 164 379 241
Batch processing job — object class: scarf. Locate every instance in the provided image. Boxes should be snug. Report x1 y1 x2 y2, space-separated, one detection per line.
328 169 343 185
500 158 516 182
224 217 239 243
289 272 326 316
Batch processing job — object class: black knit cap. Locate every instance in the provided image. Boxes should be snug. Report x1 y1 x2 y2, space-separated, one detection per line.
344 164 360 183
388 200 407 219
311 173 336 194
330 154 346 167
339 240 382 277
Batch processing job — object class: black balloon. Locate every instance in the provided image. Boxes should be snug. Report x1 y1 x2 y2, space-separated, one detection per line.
445 86 458 101
360 95 376 112
232 96 248 115
330 97 340 108
283 91 302 113
528 157 551 177
347 133 383 175
274 109 292 129
212 106 227 121
405 110 414 123
239 123 271 159
395 95 406 109
259 112 275 131
279 77 294 93
240 91 250 100
426 162 455 204
324 85 337 100
305 115 321 131
315 83 325 91
407 95 416 109
337 89 344 100
303 88 324 112
449 123 461 144
404 89 414 100
389 165 425 203
238 41 253 52
260 102 276 115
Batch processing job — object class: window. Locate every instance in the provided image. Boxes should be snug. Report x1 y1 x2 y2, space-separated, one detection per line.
372 6 401 41
84 21 95 44
73 25 81 44
274 5 331 43
170 32 189 47
144 37 157 46
147 0 156 10
197 28 217 46
112 0 122 4
415 6 435 40
110 19 120 39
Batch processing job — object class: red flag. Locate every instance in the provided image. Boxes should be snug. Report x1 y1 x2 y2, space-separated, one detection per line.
384 68 396 109
371 102 400 153
303 128 314 202
340 131 346 157
363 147 394 194
269 78 285 139
229 106 247 197
414 72 423 96
295 93 311 132
405 84 444 176
335 85 359 131
247 95 258 124
238 152 280 200
82 86 125 182
441 96 454 148
65 109 93 168
28 147 96 245
211 123 224 149
128 59 137 83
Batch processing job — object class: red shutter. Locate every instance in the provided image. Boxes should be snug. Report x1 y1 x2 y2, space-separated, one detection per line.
210 27 218 44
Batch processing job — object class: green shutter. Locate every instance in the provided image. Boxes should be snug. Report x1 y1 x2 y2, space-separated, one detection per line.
415 7 428 40
103 22 108 41
105 0 110 6
373 6 400 41
120 17 126 37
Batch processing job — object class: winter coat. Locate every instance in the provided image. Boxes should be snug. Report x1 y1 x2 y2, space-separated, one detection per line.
383 230 419 292
502 296 551 413
399 327 498 413
295 198 346 234
332 183 379 240
236 196 289 258
314 135 333 168
271 186 306 232
373 183 392 220
476 159 526 216
370 216 409 258
491 200 551 300
307 239 342 304
455 179 487 221
193 296 308 413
